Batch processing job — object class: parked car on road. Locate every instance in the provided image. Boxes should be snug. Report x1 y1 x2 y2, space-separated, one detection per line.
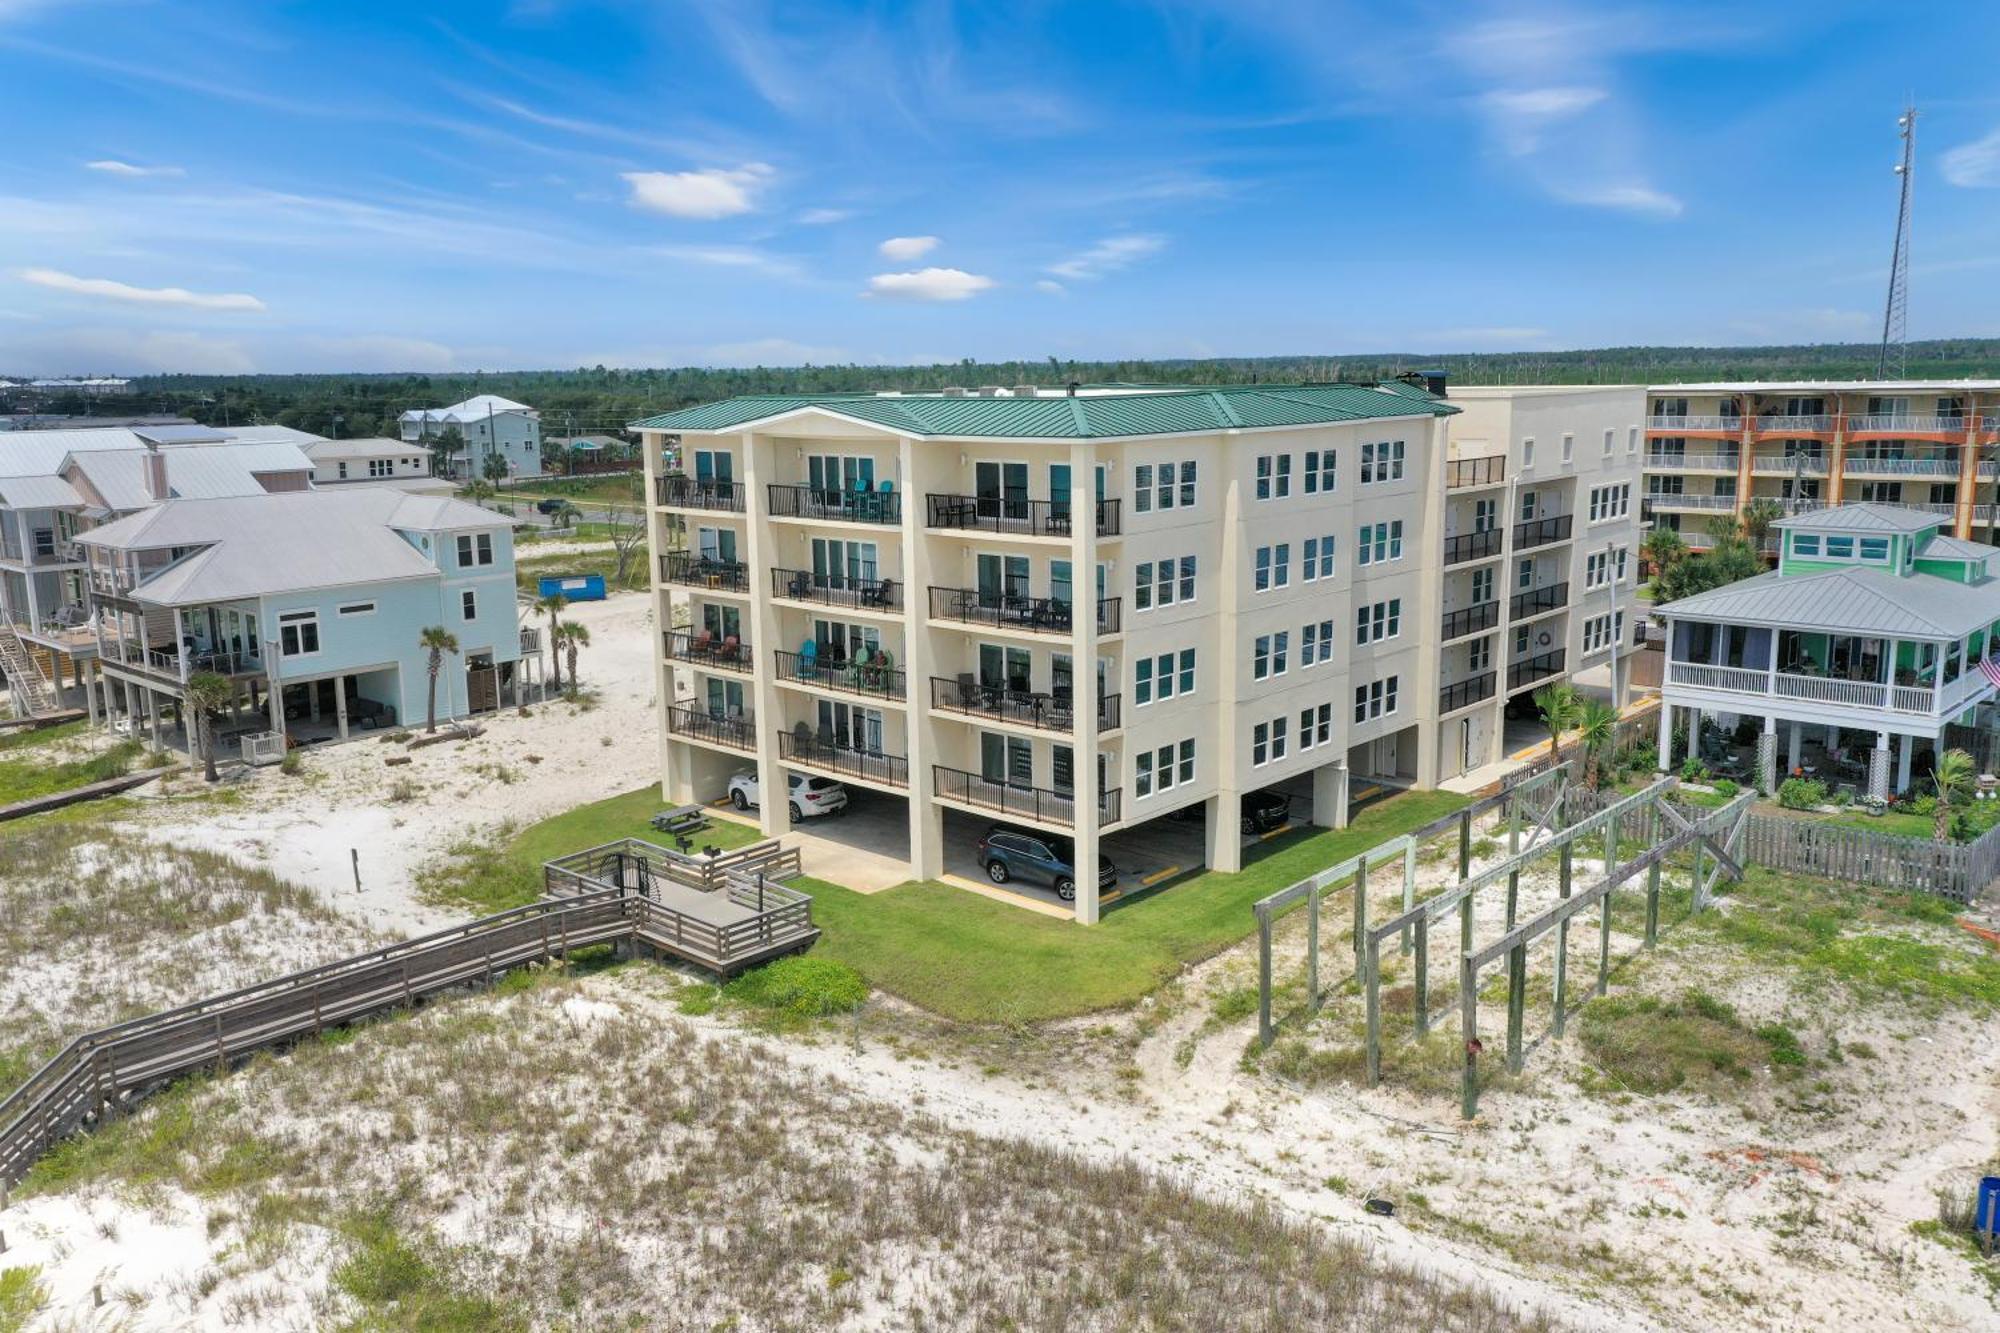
976 825 1117 901
727 770 848 822
535 497 566 515
1169 788 1293 835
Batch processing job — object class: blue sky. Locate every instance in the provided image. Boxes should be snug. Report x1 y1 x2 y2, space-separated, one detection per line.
3 0 1999 375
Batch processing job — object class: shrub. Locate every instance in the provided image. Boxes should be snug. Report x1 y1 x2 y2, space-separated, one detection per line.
278 751 302 776
387 778 420 804
1777 777 1826 810
1680 756 1708 783
1712 779 1739 798
1905 793 1937 817
724 956 868 1018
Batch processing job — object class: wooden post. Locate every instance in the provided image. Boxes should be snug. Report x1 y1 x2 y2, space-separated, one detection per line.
1690 840 1705 915
1505 943 1527 1073
1364 936 1382 1087
1646 856 1661 946
1553 841 1573 1038
1305 885 1321 1015
1400 842 1417 954
1353 853 1368 957
1604 812 1618 874
1460 892 1474 958
1460 956 1480 1119
1597 885 1613 997
1413 913 1430 1036
1256 907 1274 1049
1506 867 1519 929
1458 808 1472 877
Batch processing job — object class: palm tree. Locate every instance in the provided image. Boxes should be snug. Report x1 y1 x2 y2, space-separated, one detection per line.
557 620 591 688
1740 497 1784 551
1575 698 1620 789
1533 682 1578 763
463 478 495 509
1643 526 1688 580
418 626 461 733
551 500 580 531
182 671 233 783
1932 747 1975 842
534 592 567 690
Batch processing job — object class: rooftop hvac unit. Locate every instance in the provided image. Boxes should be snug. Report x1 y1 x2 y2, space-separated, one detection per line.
977 385 1003 397
1013 384 1039 397
942 386 969 397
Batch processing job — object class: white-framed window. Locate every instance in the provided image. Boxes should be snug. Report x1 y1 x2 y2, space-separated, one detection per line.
1360 440 1405 483
1254 633 1286 680
1134 464 1153 513
1301 621 1317 666
1304 449 1336 494
1468 637 1492 671
369 458 393 477
1136 749 1154 797
1135 656 1153 704
1517 558 1535 590
1522 437 1535 468
1587 483 1632 523
1357 520 1403 567
1602 428 1614 457
1353 675 1400 723
277 610 320 658
1585 547 1630 588
336 462 349 479
1178 737 1195 786
1179 554 1197 602
1627 426 1639 454
1299 707 1315 750
1561 432 1574 464
1179 460 1197 508
1135 561 1153 610
1135 555 1196 610
1177 648 1196 695
1153 652 1177 701
457 532 494 567
1302 534 1337 581
1355 598 1401 645
461 589 478 621
337 601 376 617
1583 610 1627 653
1271 715 1288 760
1253 721 1269 766
1254 543 1291 591
1254 454 1292 500
1314 702 1332 746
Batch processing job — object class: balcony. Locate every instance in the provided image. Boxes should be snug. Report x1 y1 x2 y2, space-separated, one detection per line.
0 542 80 568
103 641 263 684
663 628 753 675
1440 601 1499 640
660 551 750 593
1644 450 1739 472
1751 453 1827 477
655 476 746 512
1846 414 1968 440
778 729 909 789
1663 660 1994 717
928 676 1120 733
1510 582 1568 620
1647 414 1742 434
924 493 1121 538
1439 672 1497 714
774 647 906 701
1443 528 1503 565
933 764 1121 829
1842 452 1959 477
1644 493 1738 512
927 586 1119 636
665 704 756 752
771 567 899 612
767 483 903 526
1512 514 1573 550
1507 650 1567 691
1445 456 1505 489
1751 415 1836 437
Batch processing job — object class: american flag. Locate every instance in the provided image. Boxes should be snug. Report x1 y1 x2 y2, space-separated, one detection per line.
1981 655 2000 690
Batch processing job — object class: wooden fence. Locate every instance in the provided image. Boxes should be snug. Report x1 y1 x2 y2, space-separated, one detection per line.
1739 814 1992 904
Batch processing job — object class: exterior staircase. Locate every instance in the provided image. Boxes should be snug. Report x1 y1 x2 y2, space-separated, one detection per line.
0 623 57 717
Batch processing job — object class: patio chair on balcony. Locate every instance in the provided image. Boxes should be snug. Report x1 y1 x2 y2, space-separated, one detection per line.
862 577 894 608
720 634 741 664
791 720 812 751
692 628 714 659
955 673 979 708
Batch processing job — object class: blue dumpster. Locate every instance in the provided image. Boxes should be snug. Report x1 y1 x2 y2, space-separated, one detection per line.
538 573 606 602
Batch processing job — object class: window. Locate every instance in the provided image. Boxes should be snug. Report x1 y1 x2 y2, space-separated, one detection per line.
369 458 392 477
1515 626 1530 655
1519 490 1539 523
1304 449 1336 494
1587 483 1632 523
1156 463 1176 511
1179 555 1197 602
1254 454 1290 499
1135 561 1153 611
1271 715 1287 760
1135 656 1153 704
1859 537 1889 561
1522 438 1535 468
461 589 478 621
1134 464 1153 513
457 532 494 567
1255 544 1290 590
1179 460 1198 508
1136 749 1154 797
1312 619 1334 664
277 610 319 657
1314 703 1332 746
1253 634 1277 680
1517 558 1535 590
1357 521 1403 567
1602 428 1614 457
1303 534 1335 580
1301 621 1317 666
1353 675 1400 723
1299 708 1315 750
1136 556 1195 610
1561 432 1574 464
1177 648 1196 695
1356 598 1402 645
1153 652 1177 701
1253 722 1268 766
1360 440 1405 483
1178 738 1195 786
1627 426 1639 454
1255 546 1271 592
1468 637 1491 671
1471 567 1494 604
1155 560 1175 608
1585 547 1629 588
1825 535 1855 559
337 601 376 617
336 462 349 479
1583 611 1627 654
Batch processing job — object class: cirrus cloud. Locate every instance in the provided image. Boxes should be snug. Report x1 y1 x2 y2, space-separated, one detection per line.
878 235 939 261
864 267 994 302
85 159 185 178
621 163 774 219
16 267 266 311
1047 233 1165 280
1942 127 2000 188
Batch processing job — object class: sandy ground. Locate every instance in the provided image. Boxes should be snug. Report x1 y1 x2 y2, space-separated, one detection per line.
123 592 660 935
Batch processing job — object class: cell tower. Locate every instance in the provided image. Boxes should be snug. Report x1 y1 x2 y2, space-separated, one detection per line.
1877 106 1916 380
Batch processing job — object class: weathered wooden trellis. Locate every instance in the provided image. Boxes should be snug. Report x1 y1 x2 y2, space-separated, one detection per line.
1252 764 1572 1048
1457 789 1753 1118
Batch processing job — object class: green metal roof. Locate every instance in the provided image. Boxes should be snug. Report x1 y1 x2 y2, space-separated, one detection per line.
629 381 1456 440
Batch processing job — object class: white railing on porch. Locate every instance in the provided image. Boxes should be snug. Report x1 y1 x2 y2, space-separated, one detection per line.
1668 658 1998 718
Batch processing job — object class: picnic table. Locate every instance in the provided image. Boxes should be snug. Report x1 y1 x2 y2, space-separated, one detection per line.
650 804 710 838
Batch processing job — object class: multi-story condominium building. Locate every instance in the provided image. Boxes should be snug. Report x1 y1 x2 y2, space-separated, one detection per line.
1654 504 2000 799
1640 380 2000 548
76 487 531 749
1434 385 1647 781
631 380 1647 922
398 394 544 480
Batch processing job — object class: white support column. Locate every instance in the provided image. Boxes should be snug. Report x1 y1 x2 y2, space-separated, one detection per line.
1065 439 1103 923
335 677 349 741
1656 698 1673 772
738 429 785 839
899 434 945 882
1896 732 1914 794
1869 729 1891 801
1787 718 1802 775
1312 760 1350 830
1757 715 1778 794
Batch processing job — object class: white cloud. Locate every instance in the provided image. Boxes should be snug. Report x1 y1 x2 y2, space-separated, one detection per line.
1478 86 1608 118
1942 128 2000 188
85 159 186 178
1552 182 1684 218
878 235 939 261
0 326 256 375
1047 234 1165 280
864 267 995 302
797 207 854 225
16 267 267 311
1035 279 1066 296
648 244 804 280
621 163 774 219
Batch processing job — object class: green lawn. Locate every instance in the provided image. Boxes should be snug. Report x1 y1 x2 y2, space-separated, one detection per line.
475 784 1466 1022
0 729 148 806
513 548 646 596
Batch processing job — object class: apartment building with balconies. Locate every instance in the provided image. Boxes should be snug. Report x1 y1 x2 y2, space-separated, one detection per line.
634 381 1470 923
1641 380 2000 548
1432 385 1647 782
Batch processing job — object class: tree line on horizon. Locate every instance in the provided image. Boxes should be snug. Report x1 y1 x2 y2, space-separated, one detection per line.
10 337 1999 440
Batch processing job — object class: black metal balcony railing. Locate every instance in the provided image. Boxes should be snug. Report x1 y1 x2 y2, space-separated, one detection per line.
928 677 1120 733
1509 581 1569 619
1512 514 1574 549
771 567 899 611
778 730 909 788
655 476 746 512
1439 672 1497 714
1443 529 1503 565
767 483 903 525
1440 601 1499 640
1446 456 1505 488
927 586 1121 636
924 494 1122 538
663 629 754 674
775 647 906 701
933 764 1122 828
665 704 756 751
660 551 751 592
1507 650 1567 691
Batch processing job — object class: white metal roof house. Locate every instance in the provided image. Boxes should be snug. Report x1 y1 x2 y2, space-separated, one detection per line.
398 394 545 481
1654 503 2000 797
304 437 452 493
76 488 535 755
